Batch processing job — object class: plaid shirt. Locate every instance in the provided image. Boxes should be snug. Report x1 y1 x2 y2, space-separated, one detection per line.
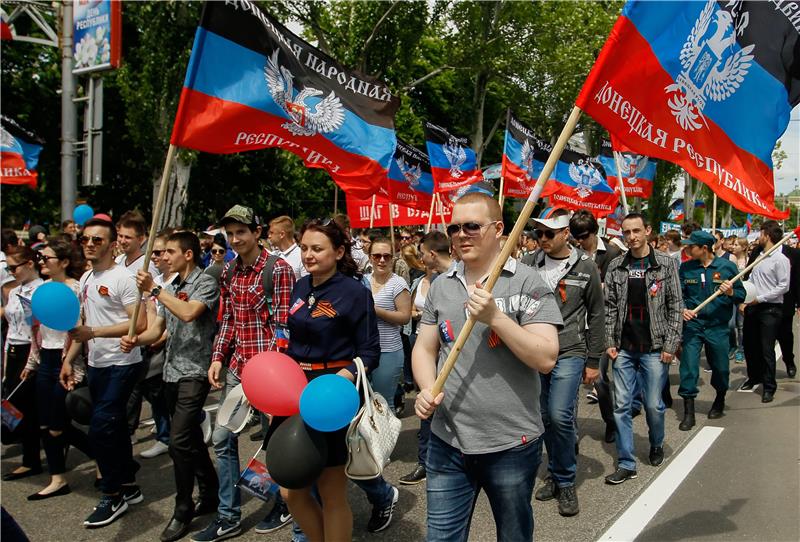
211 248 295 377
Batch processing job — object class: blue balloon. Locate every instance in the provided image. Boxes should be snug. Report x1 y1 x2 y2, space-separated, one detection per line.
73 204 94 226
31 282 80 332
299 374 360 432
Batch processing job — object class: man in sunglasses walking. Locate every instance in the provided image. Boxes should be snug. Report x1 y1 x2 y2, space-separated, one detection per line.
413 192 562 541
524 208 604 517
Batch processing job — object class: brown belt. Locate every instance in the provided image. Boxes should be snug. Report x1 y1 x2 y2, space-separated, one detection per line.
298 360 350 372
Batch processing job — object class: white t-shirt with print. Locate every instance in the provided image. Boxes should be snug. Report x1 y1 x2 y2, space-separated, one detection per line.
115 253 159 277
40 280 81 350
80 264 142 367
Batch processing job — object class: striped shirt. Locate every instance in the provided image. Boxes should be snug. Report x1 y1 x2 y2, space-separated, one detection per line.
367 273 409 352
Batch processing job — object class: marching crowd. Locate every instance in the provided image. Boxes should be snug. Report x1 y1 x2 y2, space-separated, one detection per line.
1 194 797 542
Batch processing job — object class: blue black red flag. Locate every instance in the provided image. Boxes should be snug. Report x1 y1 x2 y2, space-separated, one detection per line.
576 0 797 219
596 139 657 198
170 1 400 199
1 116 43 189
385 138 434 212
540 148 617 216
501 111 550 199
423 122 480 193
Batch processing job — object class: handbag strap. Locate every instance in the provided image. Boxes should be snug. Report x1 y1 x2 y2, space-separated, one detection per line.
352 357 374 419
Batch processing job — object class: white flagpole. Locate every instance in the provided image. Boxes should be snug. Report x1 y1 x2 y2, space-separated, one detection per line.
613 150 630 215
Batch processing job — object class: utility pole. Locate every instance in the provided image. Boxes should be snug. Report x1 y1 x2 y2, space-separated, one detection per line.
60 2 78 222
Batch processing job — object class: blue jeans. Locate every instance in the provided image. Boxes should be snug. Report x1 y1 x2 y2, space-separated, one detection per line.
212 371 243 521
539 356 584 487
370 349 404 401
88 363 142 494
426 433 542 542
612 350 668 471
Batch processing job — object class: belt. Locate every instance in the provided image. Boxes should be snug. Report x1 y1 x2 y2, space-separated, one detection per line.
298 360 351 372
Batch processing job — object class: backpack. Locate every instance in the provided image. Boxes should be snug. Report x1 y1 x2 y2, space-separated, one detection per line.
222 253 282 316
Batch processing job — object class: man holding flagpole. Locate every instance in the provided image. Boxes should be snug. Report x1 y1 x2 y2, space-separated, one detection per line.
413 192 562 541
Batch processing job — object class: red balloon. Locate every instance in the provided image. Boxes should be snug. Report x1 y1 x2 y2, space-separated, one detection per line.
241 351 308 416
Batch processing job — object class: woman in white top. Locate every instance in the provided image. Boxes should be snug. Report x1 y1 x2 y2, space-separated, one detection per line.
366 238 411 405
26 239 94 500
1 246 44 481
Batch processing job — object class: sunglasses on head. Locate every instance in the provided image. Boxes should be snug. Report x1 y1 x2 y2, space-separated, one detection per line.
6 260 31 273
211 248 226 255
80 235 105 245
371 253 392 261
446 221 499 237
309 218 333 227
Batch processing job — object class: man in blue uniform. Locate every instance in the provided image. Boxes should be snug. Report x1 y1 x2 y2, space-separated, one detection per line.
678 231 745 430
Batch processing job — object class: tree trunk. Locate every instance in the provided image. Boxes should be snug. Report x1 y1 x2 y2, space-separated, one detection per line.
470 70 489 165
723 202 732 228
683 171 693 223
153 154 191 230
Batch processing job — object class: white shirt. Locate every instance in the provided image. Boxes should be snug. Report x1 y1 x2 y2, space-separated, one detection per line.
4 278 43 346
40 280 81 350
750 248 790 304
277 243 306 280
115 253 159 277
80 264 142 367
0 250 15 288
541 254 570 291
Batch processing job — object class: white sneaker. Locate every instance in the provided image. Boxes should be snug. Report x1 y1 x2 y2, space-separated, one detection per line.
140 440 169 458
201 412 212 445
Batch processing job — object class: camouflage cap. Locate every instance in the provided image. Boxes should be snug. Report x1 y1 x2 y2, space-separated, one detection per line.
219 205 256 227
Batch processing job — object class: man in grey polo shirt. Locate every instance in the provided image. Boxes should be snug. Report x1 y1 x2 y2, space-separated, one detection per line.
413 192 562 542
121 231 220 542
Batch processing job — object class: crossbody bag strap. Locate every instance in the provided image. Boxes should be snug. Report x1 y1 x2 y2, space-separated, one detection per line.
352 357 373 419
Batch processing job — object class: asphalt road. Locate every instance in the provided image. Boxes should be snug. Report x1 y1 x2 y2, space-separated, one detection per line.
2 321 798 542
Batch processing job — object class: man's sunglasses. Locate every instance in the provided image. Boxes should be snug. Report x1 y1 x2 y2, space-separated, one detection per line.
80 235 106 245
534 228 565 240
6 260 31 272
446 221 499 237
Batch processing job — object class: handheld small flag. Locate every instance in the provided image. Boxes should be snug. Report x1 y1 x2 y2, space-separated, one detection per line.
1 116 43 189
501 111 549 199
170 1 400 199
596 139 657 198
236 455 279 502
424 122 480 193
576 0 796 219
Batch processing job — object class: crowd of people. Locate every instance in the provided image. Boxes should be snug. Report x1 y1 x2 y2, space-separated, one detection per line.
0 196 797 542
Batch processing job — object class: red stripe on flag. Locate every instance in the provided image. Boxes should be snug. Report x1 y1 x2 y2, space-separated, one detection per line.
501 156 538 199
577 17 787 219
170 88 387 199
430 166 482 193
0 151 37 188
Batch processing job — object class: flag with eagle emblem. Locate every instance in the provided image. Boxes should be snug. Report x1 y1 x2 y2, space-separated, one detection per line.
596 138 657 198
500 111 550 199
424 122 481 193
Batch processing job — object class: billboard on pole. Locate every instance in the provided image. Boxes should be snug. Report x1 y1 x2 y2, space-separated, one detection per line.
72 0 121 74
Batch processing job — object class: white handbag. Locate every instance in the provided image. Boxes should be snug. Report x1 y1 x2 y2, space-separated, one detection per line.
345 357 402 480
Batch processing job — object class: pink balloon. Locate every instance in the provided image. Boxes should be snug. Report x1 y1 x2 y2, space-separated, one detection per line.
241 351 308 416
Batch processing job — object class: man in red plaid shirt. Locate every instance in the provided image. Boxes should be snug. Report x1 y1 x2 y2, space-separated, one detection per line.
194 205 295 542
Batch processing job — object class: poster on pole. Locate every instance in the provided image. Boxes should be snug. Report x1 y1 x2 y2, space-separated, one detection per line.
73 0 121 74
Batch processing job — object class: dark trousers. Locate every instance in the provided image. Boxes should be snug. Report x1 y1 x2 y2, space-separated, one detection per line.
164 378 218 522
778 307 796 370
88 363 141 494
36 349 93 475
595 353 616 429
743 304 782 394
418 418 431 465
127 367 170 444
3 344 40 469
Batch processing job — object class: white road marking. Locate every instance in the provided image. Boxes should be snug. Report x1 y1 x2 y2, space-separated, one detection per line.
597 426 724 542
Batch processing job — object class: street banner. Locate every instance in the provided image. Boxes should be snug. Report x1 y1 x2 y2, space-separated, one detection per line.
385 138 435 212
1 116 43 189
72 0 122 74
660 221 747 237
346 193 453 228
500 111 549 199
597 139 657 198
171 1 400 199
424 122 480 193
576 0 796 218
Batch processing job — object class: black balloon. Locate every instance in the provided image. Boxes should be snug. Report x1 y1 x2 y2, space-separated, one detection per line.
266 414 328 490
65 386 93 425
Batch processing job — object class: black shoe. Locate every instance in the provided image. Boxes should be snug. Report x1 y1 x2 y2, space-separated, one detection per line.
534 477 558 501
95 477 103 489
604 424 616 443
194 499 219 517
122 484 144 504
399 464 426 485
249 429 265 442
84 494 129 528
161 517 191 542
679 398 695 431
3 466 43 481
708 394 725 419
367 485 399 533
631 408 642 418
190 516 242 542
762 391 774 403
649 446 664 466
738 380 760 392
787 364 797 379
605 467 638 485
556 485 579 517
27 484 71 501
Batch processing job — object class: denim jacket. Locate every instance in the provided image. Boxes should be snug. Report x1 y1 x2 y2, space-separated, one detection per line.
605 248 683 354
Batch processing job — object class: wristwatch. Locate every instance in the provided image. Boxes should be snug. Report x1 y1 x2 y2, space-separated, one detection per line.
150 285 162 298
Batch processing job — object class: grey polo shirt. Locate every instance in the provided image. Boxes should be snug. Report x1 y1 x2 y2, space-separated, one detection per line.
421 257 563 454
159 267 220 383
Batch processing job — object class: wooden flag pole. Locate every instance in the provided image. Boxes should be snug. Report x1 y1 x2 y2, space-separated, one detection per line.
389 201 396 252
691 226 800 315
431 106 582 396
711 193 718 233
127 144 178 337
333 185 339 214
498 177 505 207
613 150 630 214
438 193 447 229
369 195 377 229
426 195 437 233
